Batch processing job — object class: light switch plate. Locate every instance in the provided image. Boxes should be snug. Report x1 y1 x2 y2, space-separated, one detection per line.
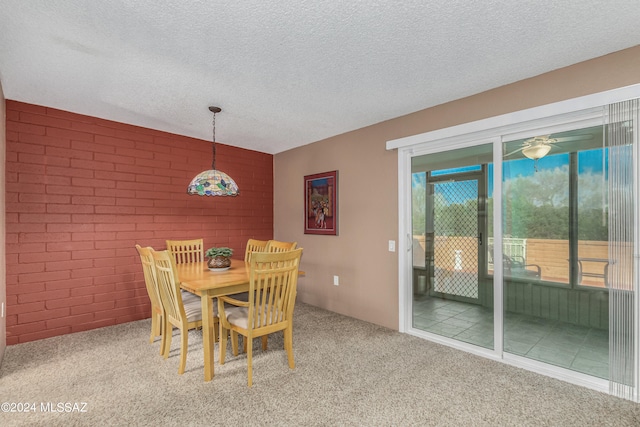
388 240 396 252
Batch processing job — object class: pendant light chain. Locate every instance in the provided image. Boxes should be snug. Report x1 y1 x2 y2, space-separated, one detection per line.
211 110 217 170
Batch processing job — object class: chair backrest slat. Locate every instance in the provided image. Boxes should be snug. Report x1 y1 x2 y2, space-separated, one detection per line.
135 244 163 312
265 240 297 253
152 249 187 325
166 239 204 264
244 239 269 263
249 249 302 330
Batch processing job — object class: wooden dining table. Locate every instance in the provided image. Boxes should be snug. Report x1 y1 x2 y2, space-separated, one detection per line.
176 258 304 382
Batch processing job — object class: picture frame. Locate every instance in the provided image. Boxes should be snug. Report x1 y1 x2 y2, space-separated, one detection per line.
304 170 338 235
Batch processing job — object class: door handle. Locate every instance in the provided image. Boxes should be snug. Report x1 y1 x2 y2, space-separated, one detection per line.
478 232 482 246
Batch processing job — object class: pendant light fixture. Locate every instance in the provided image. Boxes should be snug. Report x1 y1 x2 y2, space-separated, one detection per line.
187 106 240 196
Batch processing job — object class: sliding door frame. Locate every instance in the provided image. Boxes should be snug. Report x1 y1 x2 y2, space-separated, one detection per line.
390 83 640 400
400 138 501 360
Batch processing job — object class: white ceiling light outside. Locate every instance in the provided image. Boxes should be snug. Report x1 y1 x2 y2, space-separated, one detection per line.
521 139 553 160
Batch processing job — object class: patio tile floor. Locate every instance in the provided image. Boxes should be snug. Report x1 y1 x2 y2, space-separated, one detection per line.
413 297 609 379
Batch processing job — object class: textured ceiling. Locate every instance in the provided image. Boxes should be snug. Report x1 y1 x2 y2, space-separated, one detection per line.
1 1 640 154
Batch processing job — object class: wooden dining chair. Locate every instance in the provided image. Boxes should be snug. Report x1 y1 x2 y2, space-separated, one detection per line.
152 249 218 374
244 239 268 263
135 245 165 349
166 238 204 264
265 239 297 252
239 239 294 352
136 244 204 353
218 248 303 387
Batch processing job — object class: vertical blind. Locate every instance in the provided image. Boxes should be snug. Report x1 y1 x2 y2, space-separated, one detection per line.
607 99 638 400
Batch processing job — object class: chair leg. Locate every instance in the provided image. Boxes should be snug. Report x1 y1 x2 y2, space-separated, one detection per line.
178 326 188 375
158 316 166 355
162 320 173 359
231 331 239 356
247 335 253 387
219 324 227 365
157 312 164 336
150 312 158 343
284 327 295 369
242 336 267 352
213 317 219 342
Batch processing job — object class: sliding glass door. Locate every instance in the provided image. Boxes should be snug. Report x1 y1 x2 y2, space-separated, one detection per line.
396 87 640 401
411 144 494 349
502 124 611 379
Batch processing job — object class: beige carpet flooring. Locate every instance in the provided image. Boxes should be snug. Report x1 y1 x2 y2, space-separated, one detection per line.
1 302 639 426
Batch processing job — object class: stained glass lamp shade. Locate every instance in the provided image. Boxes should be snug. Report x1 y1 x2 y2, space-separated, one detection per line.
187 169 239 196
187 106 239 197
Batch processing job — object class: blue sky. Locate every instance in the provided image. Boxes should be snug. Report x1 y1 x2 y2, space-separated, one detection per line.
413 148 608 202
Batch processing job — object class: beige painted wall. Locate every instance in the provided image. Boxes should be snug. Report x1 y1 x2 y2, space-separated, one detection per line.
0 80 6 364
275 45 640 330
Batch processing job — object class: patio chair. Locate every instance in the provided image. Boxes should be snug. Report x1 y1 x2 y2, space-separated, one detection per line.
489 247 541 279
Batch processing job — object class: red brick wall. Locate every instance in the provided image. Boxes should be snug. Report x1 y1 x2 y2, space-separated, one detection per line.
5 101 273 344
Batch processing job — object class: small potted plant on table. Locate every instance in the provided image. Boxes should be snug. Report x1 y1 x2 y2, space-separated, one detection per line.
205 246 233 270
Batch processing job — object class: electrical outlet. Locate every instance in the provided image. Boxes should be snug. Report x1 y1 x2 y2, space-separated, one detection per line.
333 275 339 286
388 240 396 252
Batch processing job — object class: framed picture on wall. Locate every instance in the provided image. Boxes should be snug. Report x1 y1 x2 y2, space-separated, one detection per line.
304 170 338 235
